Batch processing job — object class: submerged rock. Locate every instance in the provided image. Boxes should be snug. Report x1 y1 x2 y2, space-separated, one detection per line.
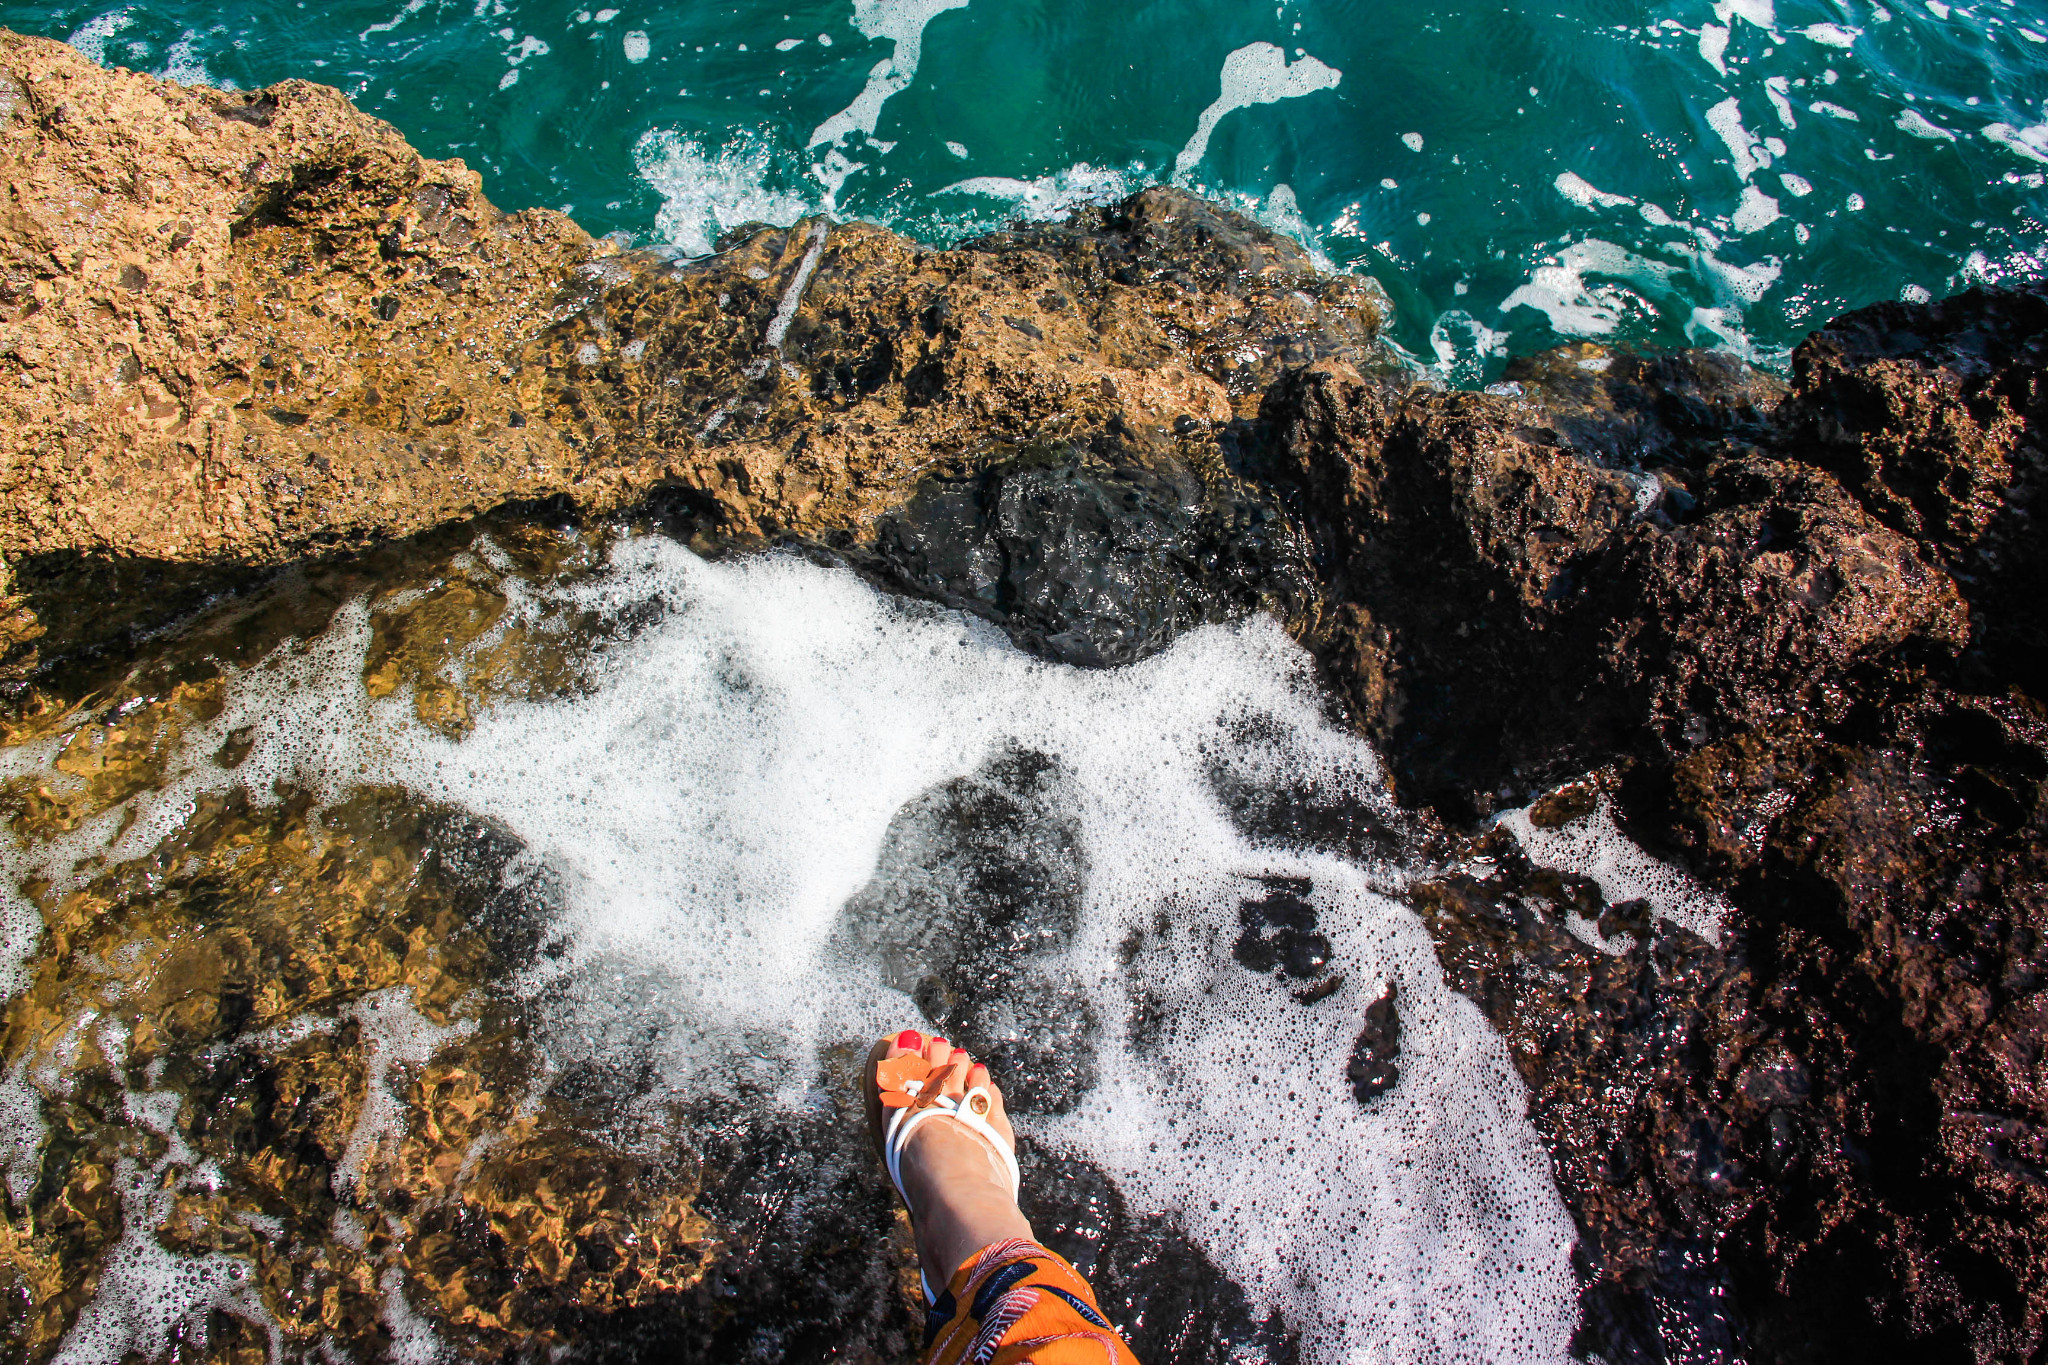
1344 982 1401 1102
833 747 1098 1113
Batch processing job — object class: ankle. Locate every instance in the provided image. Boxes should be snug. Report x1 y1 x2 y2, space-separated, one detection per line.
917 1197 1034 1291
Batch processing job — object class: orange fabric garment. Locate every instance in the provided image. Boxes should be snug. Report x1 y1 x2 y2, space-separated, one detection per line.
922 1237 1141 1365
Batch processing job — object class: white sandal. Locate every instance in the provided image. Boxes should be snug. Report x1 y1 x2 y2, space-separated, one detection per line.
875 1047 1022 1301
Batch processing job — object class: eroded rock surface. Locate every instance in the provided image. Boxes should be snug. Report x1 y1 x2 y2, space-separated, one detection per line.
5 24 2048 1365
0 27 1384 667
1255 287 2048 1363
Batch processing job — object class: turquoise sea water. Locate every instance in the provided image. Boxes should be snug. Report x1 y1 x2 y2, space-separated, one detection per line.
8 0 2048 378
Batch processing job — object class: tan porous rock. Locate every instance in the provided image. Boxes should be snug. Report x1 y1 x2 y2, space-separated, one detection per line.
0 28 1387 595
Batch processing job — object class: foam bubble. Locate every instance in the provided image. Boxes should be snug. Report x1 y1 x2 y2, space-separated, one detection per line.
1713 0 1776 30
1763 76 1798 129
1706 97 1769 181
1554 171 1635 209
1698 23 1729 75
51 1144 279 1365
6 539 1585 1362
361 0 429 40
1802 22 1860 46
1498 238 1677 335
0 1060 43 1203
1175 43 1343 181
64 10 133 65
933 162 1135 221
1896 108 1957 141
807 0 972 153
636 129 818 257
158 29 227 87
1983 121 2048 162
1731 183 1782 232
1495 798 1728 947
1430 309 1511 387
334 990 476 1197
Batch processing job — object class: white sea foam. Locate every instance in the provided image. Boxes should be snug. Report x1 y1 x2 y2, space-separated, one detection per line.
0 1059 42 1202
1430 309 1511 387
1896 108 1957 141
1699 23 1730 74
64 10 133 65
1495 798 1728 948
1713 0 1776 29
361 0 429 40
158 29 226 87
51 1143 280 1365
1175 42 1343 181
1706 97 1769 181
1555 171 1635 209
1731 183 1782 231
934 162 1135 221
807 0 971 153
636 129 817 257
1763 76 1798 129
1 540 1598 1363
334 990 476 1198
1498 238 1676 335
1983 121 2048 162
1802 22 1860 46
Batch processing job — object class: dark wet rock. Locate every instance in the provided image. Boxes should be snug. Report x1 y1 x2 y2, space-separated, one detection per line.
846 442 1310 667
1259 361 1642 816
1779 281 2048 699
1585 455 1968 757
1251 305 2040 1362
1503 342 1789 475
1017 1139 1298 1365
832 747 1098 1113
1344 982 1401 1102
1201 698 1436 869
1408 824 1769 1365
1248 281 2048 1361
1233 877 1333 982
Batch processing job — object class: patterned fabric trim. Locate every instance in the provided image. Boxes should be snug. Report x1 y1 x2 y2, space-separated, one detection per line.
920 1239 1140 1365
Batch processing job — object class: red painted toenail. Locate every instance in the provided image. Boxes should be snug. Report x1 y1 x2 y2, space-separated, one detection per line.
896 1029 923 1049
931 1037 949 1051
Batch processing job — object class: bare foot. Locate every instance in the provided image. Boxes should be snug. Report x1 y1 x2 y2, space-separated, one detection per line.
865 1030 1034 1293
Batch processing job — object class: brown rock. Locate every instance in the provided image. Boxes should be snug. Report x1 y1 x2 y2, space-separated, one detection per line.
0 28 1386 665
1589 456 1969 755
1261 361 1642 814
1782 282 2048 697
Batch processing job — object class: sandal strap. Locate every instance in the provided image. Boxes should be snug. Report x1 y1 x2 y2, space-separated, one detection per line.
884 1084 1024 1303
885 1086 1021 1199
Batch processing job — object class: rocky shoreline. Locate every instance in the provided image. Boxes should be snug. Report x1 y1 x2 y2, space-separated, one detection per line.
4 27 2046 1365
